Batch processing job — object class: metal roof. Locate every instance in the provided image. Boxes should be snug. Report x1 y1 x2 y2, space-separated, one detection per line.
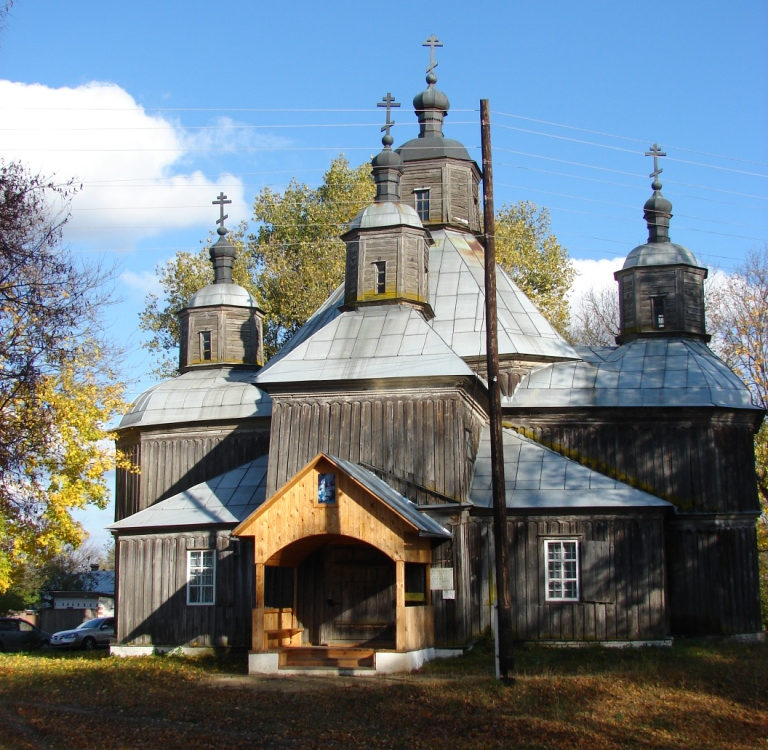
346 201 423 232
256 303 473 386
109 455 269 531
119 366 271 430
326 455 450 538
508 338 759 409
187 282 259 309
469 427 672 510
622 241 699 269
427 229 580 361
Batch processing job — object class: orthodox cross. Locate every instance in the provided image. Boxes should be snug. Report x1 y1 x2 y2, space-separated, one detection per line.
645 143 667 183
423 35 443 76
378 92 400 141
212 192 232 227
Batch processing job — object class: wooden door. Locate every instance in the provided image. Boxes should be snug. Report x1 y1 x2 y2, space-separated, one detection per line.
322 545 395 646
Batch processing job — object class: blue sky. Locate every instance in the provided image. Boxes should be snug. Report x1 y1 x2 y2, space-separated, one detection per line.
2 0 767 547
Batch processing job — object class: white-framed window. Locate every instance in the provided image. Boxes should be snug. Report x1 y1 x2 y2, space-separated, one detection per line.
545 539 579 601
414 188 430 221
187 550 215 605
373 261 386 294
200 330 212 360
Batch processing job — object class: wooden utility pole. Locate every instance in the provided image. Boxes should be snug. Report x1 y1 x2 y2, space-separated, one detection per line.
480 99 515 684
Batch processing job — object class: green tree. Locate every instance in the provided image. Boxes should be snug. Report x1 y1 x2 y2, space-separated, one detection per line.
0 160 129 593
707 247 768 624
494 201 574 335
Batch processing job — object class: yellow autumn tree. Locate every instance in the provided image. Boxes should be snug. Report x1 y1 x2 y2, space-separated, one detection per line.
0 160 130 594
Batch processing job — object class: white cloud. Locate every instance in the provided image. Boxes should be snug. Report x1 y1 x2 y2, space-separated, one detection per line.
0 80 249 246
568 256 624 309
120 269 164 298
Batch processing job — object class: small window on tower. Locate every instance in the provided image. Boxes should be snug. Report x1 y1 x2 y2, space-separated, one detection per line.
200 330 212 360
374 261 386 294
414 188 430 222
651 297 665 329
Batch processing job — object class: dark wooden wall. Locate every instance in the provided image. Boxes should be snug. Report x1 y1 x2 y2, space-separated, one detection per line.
115 420 271 521
666 517 762 635
116 530 254 648
510 409 761 514
265 386 485 502
441 513 669 645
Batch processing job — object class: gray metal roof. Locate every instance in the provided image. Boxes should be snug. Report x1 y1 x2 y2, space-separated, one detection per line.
470 427 672 510
622 241 699 269
109 455 269 531
508 338 759 409
427 230 580 361
119 366 271 429
187 281 258 309
256 303 473 386
346 201 423 232
327 455 450 538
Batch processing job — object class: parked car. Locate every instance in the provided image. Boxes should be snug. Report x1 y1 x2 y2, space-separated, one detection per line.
50 617 115 650
0 617 50 651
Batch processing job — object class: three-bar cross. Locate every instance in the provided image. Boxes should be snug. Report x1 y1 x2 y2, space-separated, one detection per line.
423 35 443 76
378 92 401 140
212 192 232 227
645 143 667 183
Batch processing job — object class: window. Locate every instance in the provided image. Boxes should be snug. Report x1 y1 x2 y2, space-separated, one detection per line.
545 540 579 601
200 330 212 360
318 472 336 504
405 563 427 605
187 550 215 605
414 188 430 221
373 261 386 294
651 296 665 329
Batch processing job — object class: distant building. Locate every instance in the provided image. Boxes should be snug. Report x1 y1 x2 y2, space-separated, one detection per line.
40 568 115 634
109 45 764 673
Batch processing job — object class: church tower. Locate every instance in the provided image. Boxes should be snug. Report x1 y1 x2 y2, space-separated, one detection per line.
396 36 482 233
178 194 265 370
614 145 709 344
342 94 433 317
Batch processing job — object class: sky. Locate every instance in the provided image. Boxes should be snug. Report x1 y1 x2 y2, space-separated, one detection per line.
2 0 767 548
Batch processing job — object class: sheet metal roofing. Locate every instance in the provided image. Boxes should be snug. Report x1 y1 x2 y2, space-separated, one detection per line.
326 455 450 538
508 338 758 409
622 241 699 269
187 282 259 308
469 427 672 510
428 230 579 361
256 303 473 385
119 367 271 429
346 201 423 232
109 455 269 531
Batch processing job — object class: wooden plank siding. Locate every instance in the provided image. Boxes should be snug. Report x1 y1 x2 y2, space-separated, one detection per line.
115 530 254 648
665 517 762 635
454 512 669 644
264 387 486 504
510 409 761 514
115 421 271 521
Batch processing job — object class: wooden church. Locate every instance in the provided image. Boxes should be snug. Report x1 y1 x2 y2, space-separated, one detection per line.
110 44 764 673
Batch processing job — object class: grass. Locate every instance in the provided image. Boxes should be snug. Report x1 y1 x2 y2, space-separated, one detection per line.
0 638 766 749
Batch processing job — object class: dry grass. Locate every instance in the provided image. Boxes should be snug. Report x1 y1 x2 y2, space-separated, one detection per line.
0 638 766 749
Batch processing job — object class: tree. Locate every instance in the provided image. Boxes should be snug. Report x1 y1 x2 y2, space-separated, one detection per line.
707 248 768 623
494 201 574 335
0 160 129 593
568 285 619 346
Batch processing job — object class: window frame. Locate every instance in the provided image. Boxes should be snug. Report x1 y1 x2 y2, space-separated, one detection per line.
373 261 386 295
651 296 665 329
544 539 580 602
187 549 216 606
413 188 430 222
199 330 213 360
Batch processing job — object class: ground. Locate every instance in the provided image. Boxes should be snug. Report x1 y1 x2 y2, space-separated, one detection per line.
0 638 766 749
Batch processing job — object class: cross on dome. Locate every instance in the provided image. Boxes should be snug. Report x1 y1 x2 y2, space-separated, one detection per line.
645 143 667 190
422 35 443 83
377 92 401 147
212 192 232 232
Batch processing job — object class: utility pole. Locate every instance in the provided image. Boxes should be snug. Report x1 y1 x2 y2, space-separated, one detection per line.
480 98 515 684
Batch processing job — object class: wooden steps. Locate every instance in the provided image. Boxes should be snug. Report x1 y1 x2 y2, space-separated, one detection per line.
279 646 375 670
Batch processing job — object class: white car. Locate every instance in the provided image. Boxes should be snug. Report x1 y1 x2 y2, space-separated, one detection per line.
50 617 115 649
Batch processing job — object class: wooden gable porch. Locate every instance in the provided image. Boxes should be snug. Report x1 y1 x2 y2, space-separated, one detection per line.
233 454 444 670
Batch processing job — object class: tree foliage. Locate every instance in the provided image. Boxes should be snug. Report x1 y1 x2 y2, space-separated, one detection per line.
0 160 129 593
494 201 574 335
